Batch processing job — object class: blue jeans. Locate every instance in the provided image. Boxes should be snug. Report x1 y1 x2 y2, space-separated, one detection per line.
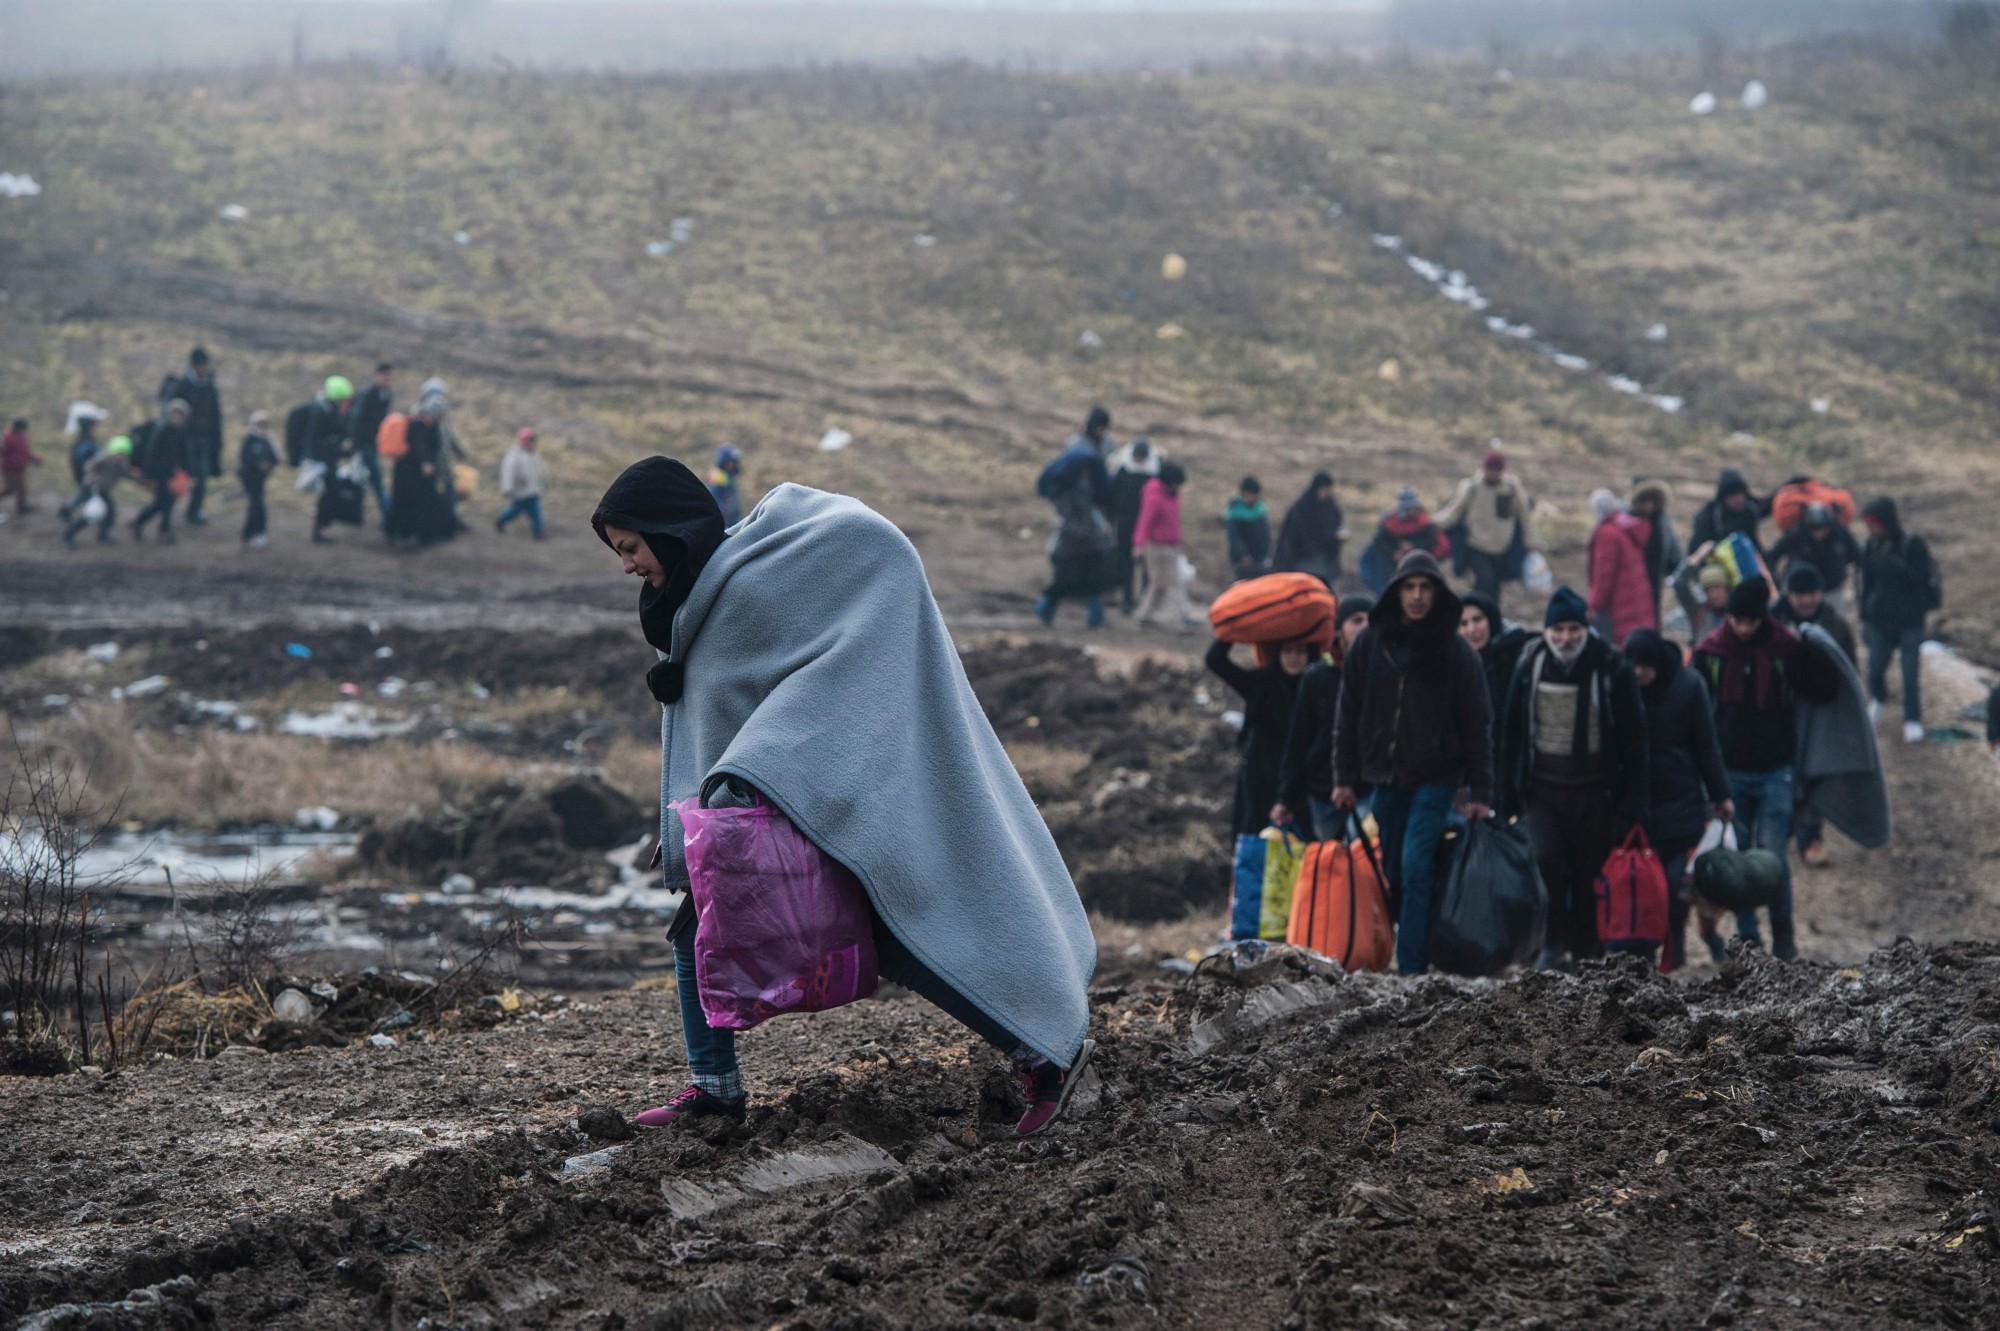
497 495 544 537
1728 766 1795 944
1035 590 1105 628
674 931 741 1097
1864 623 1924 725
1372 782 1458 975
1231 834 1266 941
360 449 392 523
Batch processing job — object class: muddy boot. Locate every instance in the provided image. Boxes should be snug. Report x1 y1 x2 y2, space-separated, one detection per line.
635 1085 746 1128
1016 1038 1095 1137
1534 946 1573 973
1771 924 1798 962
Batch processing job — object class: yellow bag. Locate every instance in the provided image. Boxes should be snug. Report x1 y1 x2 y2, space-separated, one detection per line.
1259 826 1307 941
452 462 477 501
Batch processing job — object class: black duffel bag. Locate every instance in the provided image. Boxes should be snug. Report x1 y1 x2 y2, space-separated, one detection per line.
1430 816 1547 977
1692 846 1785 913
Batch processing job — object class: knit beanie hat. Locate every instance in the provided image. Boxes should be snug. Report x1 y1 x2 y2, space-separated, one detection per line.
1544 586 1589 628
1785 564 1823 594
1727 575 1771 619
1339 594 1376 626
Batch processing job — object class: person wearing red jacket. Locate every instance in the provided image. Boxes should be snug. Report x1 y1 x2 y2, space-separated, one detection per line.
1 418 42 516
1586 488 1660 645
1360 487 1451 593
1132 463 1194 630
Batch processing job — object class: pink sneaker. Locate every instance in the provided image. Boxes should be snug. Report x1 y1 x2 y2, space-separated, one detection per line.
634 1085 747 1128
1015 1039 1095 1137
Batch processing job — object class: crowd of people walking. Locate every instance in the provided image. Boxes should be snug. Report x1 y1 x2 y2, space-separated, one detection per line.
1036 405 1936 974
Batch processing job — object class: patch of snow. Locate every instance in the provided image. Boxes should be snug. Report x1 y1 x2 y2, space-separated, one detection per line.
1741 80 1768 111
219 204 249 222
0 173 42 199
817 427 854 453
1690 92 1717 116
280 703 417 741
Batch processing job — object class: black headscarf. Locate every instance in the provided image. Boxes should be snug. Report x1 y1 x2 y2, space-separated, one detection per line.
593 457 727 702
1622 627 1683 699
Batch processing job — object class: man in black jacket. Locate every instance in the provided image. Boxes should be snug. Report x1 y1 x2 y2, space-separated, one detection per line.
307 377 358 544
349 361 395 525
1273 595 1373 841
1498 587 1649 967
131 399 190 544
1689 468 1767 558
161 346 224 527
1770 504 1861 600
1693 576 1841 958
1858 497 1938 745
1334 551 1494 974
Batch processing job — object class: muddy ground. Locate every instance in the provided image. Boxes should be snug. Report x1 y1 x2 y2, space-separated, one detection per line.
3 936 1997 1330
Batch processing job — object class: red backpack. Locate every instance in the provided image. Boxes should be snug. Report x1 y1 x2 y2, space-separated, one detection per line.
1595 828 1669 960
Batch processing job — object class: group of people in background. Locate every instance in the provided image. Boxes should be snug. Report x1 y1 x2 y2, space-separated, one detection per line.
3 347 754 557
1025 414 1940 974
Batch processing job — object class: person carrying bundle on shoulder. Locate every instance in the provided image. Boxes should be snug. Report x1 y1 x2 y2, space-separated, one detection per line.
1274 594 1374 842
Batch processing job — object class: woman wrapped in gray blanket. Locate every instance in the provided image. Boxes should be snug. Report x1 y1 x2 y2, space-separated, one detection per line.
593 457 1097 1137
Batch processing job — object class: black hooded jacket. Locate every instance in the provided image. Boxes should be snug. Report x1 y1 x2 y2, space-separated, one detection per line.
351 382 394 455
1461 591 1532 720
1276 658 1339 818
1334 551 1494 803
1206 639 1304 838
1273 480 1344 578
1624 630 1732 845
1858 498 1937 634
1690 468 1768 557
1497 633 1649 822
162 368 224 476
593 457 728 704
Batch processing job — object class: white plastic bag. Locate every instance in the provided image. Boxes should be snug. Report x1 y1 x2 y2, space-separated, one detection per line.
1176 554 1197 587
295 460 326 493
1694 818 1738 859
336 455 370 484
1522 550 1554 594
80 494 107 523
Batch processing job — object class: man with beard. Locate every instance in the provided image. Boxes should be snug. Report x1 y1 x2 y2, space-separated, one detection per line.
1334 552 1493 974
1498 587 1649 969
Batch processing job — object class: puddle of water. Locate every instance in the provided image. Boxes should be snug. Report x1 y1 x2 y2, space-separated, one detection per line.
57 828 359 891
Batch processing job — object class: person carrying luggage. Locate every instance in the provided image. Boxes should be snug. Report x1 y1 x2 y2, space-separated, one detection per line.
61 435 133 547
1105 437 1160 614
1770 502 1861 600
595 457 1095 1137
1273 595 1373 841
1224 475 1272 583
1858 497 1939 745
159 346 224 527
1692 576 1842 958
306 376 359 544
237 412 279 548
1433 446 1538 605
1690 468 1769 559
1272 470 1344 588
131 400 191 543
1333 551 1494 974
1034 407 1115 628
1497 588 1649 968
1207 631 1312 940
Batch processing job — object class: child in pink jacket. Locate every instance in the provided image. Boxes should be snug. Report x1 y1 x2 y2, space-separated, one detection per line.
1133 463 1194 629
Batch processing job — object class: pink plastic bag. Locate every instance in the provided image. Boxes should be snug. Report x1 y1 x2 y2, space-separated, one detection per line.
673 798 880 1030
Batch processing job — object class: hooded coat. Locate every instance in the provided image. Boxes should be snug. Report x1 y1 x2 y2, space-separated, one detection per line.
1334 551 1494 803
1858 498 1937 634
1587 511 1659 644
1273 480 1344 583
1625 631 1732 846
640 480 1094 1067
1462 591 1533 720
1206 639 1303 837
1690 468 1768 557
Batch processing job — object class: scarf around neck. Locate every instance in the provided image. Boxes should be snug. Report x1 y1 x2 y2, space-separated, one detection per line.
593 457 728 702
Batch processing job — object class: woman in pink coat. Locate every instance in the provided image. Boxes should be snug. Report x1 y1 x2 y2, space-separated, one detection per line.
1587 488 1659 644
1133 463 1194 629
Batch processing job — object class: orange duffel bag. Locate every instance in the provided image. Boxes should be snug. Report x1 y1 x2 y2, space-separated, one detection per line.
1771 479 1855 532
376 412 409 461
1209 572 1336 651
1287 816 1395 972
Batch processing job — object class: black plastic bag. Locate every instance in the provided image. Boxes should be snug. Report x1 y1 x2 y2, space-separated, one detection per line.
320 476 366 527
1430 817 1546 977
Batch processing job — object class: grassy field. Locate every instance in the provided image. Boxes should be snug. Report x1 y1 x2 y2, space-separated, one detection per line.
2 40 1997 644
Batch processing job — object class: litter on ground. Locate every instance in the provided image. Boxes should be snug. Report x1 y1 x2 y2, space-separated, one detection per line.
817 427 854 453
1742 80 1769 110
1691 92 1717 115
219 204 249 221
0 173 42 198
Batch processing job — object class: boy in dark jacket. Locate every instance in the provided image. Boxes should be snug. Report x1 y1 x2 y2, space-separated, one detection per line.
1207 634 1311 940
1858 497 1938 744
1224 476 1271 582
161 346 224 526
131 400 190 543
1273 595 1374 841
1692 576 1841 958
1334 551 1494 974
1497 587 1649 967
1624 629 1734 968
238 412 280 548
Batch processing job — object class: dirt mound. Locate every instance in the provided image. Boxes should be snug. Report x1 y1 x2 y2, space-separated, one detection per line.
963 639 1236 921
5 940 1995 1329
354 773 650 892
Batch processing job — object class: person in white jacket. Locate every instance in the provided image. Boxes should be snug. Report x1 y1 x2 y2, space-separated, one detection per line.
496 427 547 539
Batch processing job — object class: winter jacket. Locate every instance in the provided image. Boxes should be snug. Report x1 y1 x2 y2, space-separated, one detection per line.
350 383 394 455
1774 597 1857 666
501 445 548 500
1273 489 1343 582
1224 499 1271 579
1636 662 1732 845
1689 469 1768 558
1497 635 1650 822
1770 524 1861 595
162 369 224 476
1480 626 1535 722
707 471 741 526
1334 551 1495 803
1361 510 1450 592
1133 478 1183 549
0 428 39 471
1276 658 1340 817
1586 512 1659 644
1108 468 1153 554
1207 639 1305 838
69 438 100 486
83 450 131 493
236 432 278 486
1434 473 1537 557
137 420 189 482
1858 499 1937 634
1692 621 1841 774
304 400 353 467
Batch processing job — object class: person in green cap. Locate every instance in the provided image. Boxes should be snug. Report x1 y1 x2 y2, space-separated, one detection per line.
62 435 134 547
308 375 358 543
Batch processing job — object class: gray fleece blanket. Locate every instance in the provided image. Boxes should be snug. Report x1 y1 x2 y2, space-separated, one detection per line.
1795 623 1891 849
657 484 1095 1065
